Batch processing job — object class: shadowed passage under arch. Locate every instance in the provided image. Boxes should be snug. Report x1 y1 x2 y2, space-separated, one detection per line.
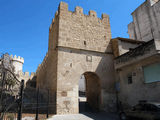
79 72 101 112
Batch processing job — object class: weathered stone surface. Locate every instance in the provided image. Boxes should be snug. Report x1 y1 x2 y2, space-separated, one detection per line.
36 2 116 114
116 55 160 108
113 38 160 108
114 40 157 69
111 37 144 58
10 55 34 84
128 0 160 43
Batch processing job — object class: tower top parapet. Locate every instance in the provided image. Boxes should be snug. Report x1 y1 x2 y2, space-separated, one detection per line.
58 1 110 21
10 55 24 63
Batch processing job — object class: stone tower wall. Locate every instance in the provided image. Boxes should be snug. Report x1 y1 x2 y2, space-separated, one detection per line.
10 55 33 84
36 52 48 89
56 2 115 114
10 55 24 74
36 10 59 91
36 2 116 114
36 11 59 112
128 0 160 42
57 2 112 53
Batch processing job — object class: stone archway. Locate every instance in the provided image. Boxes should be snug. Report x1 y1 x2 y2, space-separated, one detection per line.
79 72 101 112
36 1 116 115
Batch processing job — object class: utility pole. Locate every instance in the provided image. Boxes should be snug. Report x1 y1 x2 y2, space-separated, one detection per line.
17 80 24 120
36 87 39 120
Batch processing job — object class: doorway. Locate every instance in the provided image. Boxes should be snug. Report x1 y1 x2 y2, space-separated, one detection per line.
79 72 101 112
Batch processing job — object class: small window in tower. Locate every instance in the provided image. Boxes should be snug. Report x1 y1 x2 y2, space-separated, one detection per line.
84 41 86 45
128 74 132 84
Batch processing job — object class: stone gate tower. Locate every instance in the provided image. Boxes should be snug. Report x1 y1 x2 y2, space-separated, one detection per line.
36 2 116 114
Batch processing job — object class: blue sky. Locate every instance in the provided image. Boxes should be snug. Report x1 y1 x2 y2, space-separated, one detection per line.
0 0 145 73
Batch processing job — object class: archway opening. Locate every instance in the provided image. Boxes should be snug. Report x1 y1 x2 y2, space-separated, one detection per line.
79 72 101 113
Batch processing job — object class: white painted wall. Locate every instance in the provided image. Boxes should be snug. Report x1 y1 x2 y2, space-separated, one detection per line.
12 60 23 74
79 74 86 92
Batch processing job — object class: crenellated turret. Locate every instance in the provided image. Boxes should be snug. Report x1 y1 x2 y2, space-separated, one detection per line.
10 54 24 74
11 55 24 64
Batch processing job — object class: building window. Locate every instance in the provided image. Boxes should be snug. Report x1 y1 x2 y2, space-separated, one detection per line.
143 63 160 83
128 74 132 84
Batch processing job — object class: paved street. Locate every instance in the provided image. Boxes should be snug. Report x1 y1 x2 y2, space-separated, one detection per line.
47 112 119 120
47 98 119 120
47 101 119 120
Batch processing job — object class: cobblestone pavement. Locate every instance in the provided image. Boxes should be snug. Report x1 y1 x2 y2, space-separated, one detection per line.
47 112 120 120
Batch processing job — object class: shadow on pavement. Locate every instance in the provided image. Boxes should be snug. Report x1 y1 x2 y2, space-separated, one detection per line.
79 101 119 120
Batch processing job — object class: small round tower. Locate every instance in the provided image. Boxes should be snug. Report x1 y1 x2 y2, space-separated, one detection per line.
10 55 24 74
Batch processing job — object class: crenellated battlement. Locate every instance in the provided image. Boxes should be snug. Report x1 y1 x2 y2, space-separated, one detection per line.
36 2 114 114
50 1 112 53
75 6 83 15
58 2 68 13
57 2 110 22
10 55 24 63
18 71 35 77
89 10 97 17
36 52 48 74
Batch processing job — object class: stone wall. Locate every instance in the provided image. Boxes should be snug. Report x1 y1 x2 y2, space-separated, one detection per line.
111 38 144 58
10 55 24 74
36 11 59 112
117 55 160 108
36 52 48 89
56 2 116 114
36 2 116 114
10 55 34 84
114 40 157 69
128 0 160 43
56 47 115 114
78 75 85 92
113 38 160 108
58 2 112 53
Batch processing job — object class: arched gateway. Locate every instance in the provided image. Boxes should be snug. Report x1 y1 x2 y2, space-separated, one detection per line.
79 72 101 112
36 2 116 114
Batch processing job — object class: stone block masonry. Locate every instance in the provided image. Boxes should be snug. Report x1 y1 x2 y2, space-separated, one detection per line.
36 2 116 114
128 0 160 44
58 2 112 53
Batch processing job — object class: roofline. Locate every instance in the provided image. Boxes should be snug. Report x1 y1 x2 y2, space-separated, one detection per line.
115 39 154 59
131 0 147 15
111 37 146 44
